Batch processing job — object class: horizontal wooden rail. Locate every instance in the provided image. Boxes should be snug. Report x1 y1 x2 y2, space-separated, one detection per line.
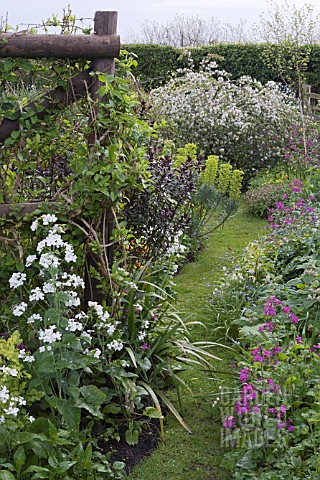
0 33 120 58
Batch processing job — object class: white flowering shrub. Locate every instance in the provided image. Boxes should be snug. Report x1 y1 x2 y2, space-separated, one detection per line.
150 60 302 184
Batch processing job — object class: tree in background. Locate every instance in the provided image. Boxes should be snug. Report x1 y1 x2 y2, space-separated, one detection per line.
124 14 249 46
256 0 320 159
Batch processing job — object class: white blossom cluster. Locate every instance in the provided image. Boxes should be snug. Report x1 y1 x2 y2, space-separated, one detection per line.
166 230 187 257
88 301 116 335
0 385 27 421
9 213 127 374
150 61 302 175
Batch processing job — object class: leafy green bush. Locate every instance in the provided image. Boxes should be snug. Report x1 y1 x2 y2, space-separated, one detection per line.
124 43 320 92
245 183 289 217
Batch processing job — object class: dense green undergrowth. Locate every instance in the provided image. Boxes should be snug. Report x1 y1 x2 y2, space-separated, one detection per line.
128 204 266 479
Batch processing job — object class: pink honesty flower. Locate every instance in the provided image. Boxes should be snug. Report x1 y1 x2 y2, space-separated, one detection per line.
267 378 275 387
223 416 235 428
235 400 250 415
289 314 298 324
264 305 276 316
239 367 250 383
288 425 294 432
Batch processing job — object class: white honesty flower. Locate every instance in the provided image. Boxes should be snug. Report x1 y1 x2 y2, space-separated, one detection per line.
65 291 80 307
42 214 58 225
18 349 35 363
13 302 28 317
27 313 42 324
0 386 9 404
25 255 37 267
66 319 83 332
39 253 60 269
138 331 146 341
30 219 39 231
39 326 62 344
4 406 19 416
44 231 64 248
43 282 55 293
64 243 77 263
29 287 45 302
9 272 27 289
107 339 123 352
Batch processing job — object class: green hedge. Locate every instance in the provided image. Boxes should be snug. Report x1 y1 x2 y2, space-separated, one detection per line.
124 43 320 92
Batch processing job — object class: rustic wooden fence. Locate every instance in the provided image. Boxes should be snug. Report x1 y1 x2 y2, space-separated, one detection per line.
0 11 120 303
302 83 320 115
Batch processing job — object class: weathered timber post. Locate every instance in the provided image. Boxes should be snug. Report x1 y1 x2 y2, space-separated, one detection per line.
84 11 118 305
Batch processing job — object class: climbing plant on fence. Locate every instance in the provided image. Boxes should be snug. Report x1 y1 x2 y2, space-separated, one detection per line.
0 11 154 304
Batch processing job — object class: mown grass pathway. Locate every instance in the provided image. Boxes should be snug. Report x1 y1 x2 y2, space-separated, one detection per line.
129 205 266 480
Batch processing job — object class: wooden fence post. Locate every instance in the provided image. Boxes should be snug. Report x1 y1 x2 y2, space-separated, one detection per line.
84 11 118 305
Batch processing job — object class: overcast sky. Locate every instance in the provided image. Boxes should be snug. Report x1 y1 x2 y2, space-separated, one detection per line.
1 0 320 40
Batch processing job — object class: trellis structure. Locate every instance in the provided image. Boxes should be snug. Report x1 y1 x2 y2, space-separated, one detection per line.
302 83 320 115
0 11 120 303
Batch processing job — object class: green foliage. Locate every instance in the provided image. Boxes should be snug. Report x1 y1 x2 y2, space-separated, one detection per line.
245 183 289 217
200 155 219 186
124 43 320 92
175 143 197 165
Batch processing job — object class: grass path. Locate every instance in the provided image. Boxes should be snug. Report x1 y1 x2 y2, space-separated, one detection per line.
129 205 266 480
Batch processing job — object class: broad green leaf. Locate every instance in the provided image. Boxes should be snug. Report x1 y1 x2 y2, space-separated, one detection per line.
0 472 16 480
125 428 139 445
79 385 106 405
13 445 26 471
143 406 163 419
